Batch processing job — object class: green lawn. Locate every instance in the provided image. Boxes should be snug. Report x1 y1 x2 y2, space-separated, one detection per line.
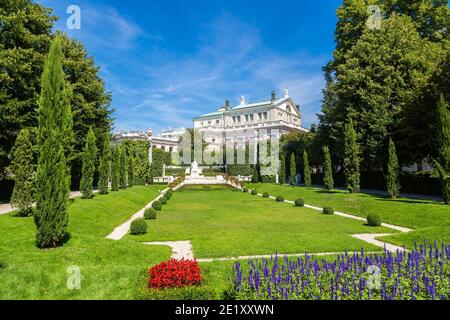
0 185 171 299
246 183 450 248
129 186 394 258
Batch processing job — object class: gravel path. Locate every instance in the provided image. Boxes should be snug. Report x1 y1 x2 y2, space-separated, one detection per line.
0 190 98 215
143 241 194 260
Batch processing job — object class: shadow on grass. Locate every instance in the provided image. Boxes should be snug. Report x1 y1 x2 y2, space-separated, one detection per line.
314 189 340 195
375 198 442 205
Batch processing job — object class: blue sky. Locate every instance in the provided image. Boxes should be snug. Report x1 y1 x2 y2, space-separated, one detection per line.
38 0 342 134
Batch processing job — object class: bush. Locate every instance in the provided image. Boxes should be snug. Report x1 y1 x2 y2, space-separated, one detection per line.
295 199 305 207
144 208 157 220
323 207 334 215
152 200 162 211
367 213 382 226
134 177 146 185
261 175 276 183
130 218 147 235
165 190 172 199
276 195 284 202
227 164 253 176
262 192 270 198
243 187 248 193
251 189 258 195
148 259 202 289
138 285 217 300
160 196 167 205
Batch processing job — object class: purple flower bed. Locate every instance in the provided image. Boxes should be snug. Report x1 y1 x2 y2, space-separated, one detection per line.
227 242 450 300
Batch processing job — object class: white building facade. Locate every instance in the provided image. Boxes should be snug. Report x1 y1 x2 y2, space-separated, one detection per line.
193 90 308 152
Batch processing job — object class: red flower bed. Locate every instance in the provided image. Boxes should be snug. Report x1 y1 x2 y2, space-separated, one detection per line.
148 259 202 289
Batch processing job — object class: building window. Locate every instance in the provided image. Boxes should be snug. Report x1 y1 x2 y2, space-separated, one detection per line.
263 112 268 120
208 121 211 125
212 138 216 143
245 114 249 122
216 120 219 124
169 147 173 152
258 113 262 120
287 106 291 113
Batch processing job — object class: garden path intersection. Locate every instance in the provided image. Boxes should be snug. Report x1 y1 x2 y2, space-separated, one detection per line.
105 182 414 261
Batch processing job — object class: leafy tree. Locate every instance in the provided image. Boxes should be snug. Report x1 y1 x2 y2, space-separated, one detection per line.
434 95 450 204
289 152 296 186
343 118 360 193
0 1 112 180
111 145 120 191
320 3 448 170
10 128 35 216
252 164 260 183
98 132 110 194
79 127 97 199
128 153 134 187
323 146 334 191
386 138 400 199
34 36 73 248
303 150 312 188
278 153 286 184
119 146 128 189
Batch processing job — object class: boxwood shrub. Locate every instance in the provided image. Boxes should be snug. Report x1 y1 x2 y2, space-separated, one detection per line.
144 208 157 220
262 192 270 198
130 218 147 235
323 207 334 215
152 200 162 211
295 199 305 207
367 213 382 226
160 196 168 205
242 187 248 193
276 195 284 202
251 189 258 195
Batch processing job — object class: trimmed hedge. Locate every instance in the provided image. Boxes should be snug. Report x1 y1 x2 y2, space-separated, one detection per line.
152 200 162 211
276 195 284 202
251 189 258 195
144 208 157 220
323 207 334 215
160 196 167 205
243 187 249 193
130 218 147 235
367 213 382 226
262 192 270 198
295 199 305 207
228 164 253 176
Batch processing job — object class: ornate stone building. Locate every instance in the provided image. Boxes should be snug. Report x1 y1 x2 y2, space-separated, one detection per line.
193 90 308 151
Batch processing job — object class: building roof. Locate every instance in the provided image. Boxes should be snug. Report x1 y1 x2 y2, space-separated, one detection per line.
194 97 291 119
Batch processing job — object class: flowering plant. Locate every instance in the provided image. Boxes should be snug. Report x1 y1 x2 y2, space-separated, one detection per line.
148 259 202 289
229 241 450 300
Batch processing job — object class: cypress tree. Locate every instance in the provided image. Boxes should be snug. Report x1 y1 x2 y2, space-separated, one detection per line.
80 128 97 199
289 152 296 186
35 36 73 248
10 129 35 217
303 150 312 188
386 138 400 199
343 119 360 193
111 145 120 191
128 152 134 187
119 146 128 189
434 95 450 204
323 145 334 191
251 164 260 183
279 153 286 184
98 133 111 194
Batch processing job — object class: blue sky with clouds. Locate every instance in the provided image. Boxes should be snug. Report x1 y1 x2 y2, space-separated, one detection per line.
37 0 342 134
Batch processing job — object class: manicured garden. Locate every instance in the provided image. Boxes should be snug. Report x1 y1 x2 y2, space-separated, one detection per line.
128 186 394 258
246 183 450 248
0 185 170 299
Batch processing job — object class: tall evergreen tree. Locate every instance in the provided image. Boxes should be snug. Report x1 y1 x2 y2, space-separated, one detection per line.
128 152 134 187
111 145 120 191
303 150 312 188
279 153 286 184
79 128 97 199
98 132 110 194
343 119 360 193
10 128 35 216
434 95 450 204
386 138 400 199
252 164 260 183
323 146 334 191
34 36 73 248
119 146 128 189
289 153 296 186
